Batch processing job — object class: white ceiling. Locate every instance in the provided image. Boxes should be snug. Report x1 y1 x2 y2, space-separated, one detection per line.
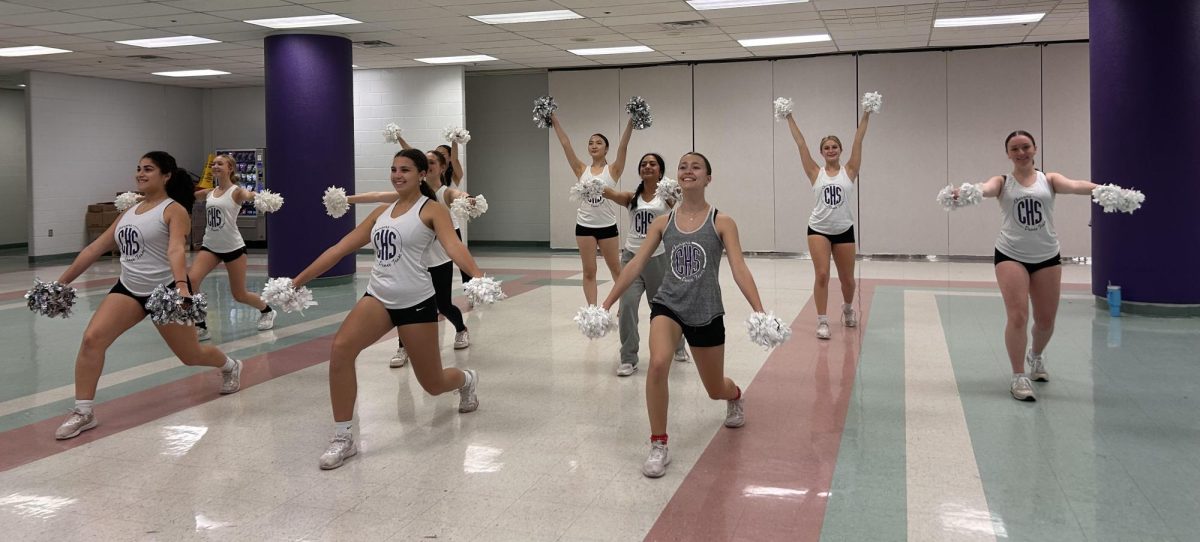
0 0 1088 88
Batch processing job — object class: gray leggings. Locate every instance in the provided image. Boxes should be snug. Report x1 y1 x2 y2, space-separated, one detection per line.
619 249 687 365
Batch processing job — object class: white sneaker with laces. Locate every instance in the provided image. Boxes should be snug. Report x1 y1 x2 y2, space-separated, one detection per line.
842 307 858 328
1010 374 1036 401
616 363 637 377
642 441 671 478
816 322 831 340
454 329 470 350
389 347 408 368
673 349 690 362
55 408 97 440
319 433 357 470
458 369 479 413
256 310 276 331
1026 352 1049 382
725 397 745 428
220 359 242 394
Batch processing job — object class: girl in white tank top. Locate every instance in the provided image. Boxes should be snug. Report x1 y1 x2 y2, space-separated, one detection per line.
784 101 873 340
958 131 1104 402
51 151 243 442
550 108 636 305
290 149 489 470
188 154 276 339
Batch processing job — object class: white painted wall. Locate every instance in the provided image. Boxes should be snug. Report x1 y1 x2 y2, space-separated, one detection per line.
0 90 27 246
204 86 266 151
27 71 204 258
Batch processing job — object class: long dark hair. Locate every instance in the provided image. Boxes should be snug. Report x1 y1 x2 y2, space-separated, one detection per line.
142 151 195 211
630 152 665 210
395 148 437 200
436 144 454 187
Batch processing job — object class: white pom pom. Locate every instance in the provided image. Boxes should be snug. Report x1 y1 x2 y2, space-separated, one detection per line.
861 91 883 114
114 192 140 212
464 277 505 306
1092 184 1144 214
773 97 794 121
450 194 489 223
383 122 403 143
532 96 557 128
569 178 605 202
574 305 615 339
323 186 350 218
253 189 284 213
746 311 792 350
936 185 957 211
655 177 682 203
625 96 653 130
469 194 488 218
937 183 983 211
25 279 78 319
145 285 207 326
262 277 317 314
442 125 471 145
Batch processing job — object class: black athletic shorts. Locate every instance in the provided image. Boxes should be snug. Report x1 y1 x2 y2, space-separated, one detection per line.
807 226 856 245
364 293 439 327
575 224 619 240
993 249 1061 275
650 303 725 348
199 246 247 263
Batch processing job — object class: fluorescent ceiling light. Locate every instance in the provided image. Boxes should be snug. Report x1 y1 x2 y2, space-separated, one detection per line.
152 69 231 77
470 10 583 24
0 46 72 57
739 34 830 47
688 0 808 10
117 36 220 48
244 14 361 29
934 13 1044 27
569 45 654 56
415 55 497 64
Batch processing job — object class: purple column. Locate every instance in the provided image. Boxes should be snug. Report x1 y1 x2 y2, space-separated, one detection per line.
265 34 355 280
1090 0 1200 308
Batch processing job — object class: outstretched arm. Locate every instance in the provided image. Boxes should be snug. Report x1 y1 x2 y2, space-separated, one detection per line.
785 113 821 183
449 141 465 186
610 118 634 181
348 191 400 205
56 217 121 285
602 186 634 208
715 214 764 313
845 111 871 180
294 206 383 288
550 112 586 179
1047 172 1098 195
602 215 667 309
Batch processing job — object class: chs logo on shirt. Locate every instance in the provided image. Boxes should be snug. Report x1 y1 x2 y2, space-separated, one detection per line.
821 185 845 208
117 225 144 262
1012 196 1045 231
671 241 707 282
372 226 403 267
586 179 605 206
206 207 223 230
631 209 657 238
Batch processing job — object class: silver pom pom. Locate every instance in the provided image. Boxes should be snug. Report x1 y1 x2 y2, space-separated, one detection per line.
253 189 284 213
937 183 983 211
323 186 350 218
442 125 471 145
25 279 78 319
383 122 403 143
262 277 317 314
569 178 605 202
861 91 883 114
773 97 794 121
1092 184 1145 214
655 178 682 203
625 96 652 130
114 192 140 212
746 311 792 350
532 96 557 129
574 305 615 339
450 194 489 223
464 277 505 306
145 285 207 326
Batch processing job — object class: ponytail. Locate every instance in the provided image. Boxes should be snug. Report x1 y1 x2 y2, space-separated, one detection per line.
142 151 195 212
629 182 644 210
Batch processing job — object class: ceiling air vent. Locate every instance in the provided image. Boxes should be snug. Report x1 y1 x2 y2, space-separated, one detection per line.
353 40 394 48
659 19 710 31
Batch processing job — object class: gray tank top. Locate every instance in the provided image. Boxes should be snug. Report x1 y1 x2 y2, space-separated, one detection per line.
651 206 724 326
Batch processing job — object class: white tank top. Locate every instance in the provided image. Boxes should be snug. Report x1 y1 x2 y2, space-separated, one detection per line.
996 171 1059 263
115 199 175 296
421 186 453 268
807 167 855 235
575 165 618 228
625 188 669 257
366 197 437 309
202 186 246 253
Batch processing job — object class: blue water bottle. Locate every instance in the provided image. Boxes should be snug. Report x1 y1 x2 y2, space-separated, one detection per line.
1107 284 1121 317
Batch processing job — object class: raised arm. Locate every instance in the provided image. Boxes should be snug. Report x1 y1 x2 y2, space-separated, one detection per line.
1047 172 1098 196
602 186 635 208
294 206 382 288
449 141 465 186
56 215 121 286
609 118 634 181
715 214 764 313
426 203 482 278
845 111 871 180
785 113 821 183
550 112 586 178
602 215 667 309
347 191 400 205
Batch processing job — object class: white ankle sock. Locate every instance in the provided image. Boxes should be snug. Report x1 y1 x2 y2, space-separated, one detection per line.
461 369 474 388
75 399 94 414
842 303 852 312
221 356 236 372
334 420 353 435
817 315 829 324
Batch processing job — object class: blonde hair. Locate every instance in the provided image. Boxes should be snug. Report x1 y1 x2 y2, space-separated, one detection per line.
819 135 842 150
213 154 238 183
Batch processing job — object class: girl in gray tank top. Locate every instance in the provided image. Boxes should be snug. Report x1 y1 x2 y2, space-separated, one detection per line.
601 152 778 479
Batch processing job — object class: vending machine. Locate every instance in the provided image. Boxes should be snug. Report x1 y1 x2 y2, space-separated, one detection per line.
215 148 267 243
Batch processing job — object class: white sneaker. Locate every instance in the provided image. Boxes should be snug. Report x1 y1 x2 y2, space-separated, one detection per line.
842 307 858 328
389 347 408 368
1026 352 1049 382
673 349 690 362
724 397 745 428
220 359 243 394
816 322 831 340
1010 374 1036 401
642 441 670 478
55 408 97 440
319 433 357 470
457 369 479 413
616 362 637 377
197 327 211 342
454 329 470 350
256 310 276 331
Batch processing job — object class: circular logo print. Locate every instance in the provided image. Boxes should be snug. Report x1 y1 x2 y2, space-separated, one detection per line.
116 224 144 262
671 241 707 282
372 225 403 267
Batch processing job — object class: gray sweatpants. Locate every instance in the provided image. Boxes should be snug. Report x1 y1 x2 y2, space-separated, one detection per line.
619 249 687 365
